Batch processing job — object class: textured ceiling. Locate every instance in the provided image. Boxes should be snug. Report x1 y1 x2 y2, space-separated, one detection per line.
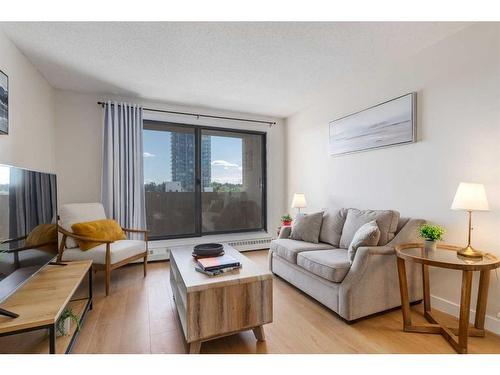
1 22 470 117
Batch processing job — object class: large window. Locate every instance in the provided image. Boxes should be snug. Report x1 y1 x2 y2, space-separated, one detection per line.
143 121 266 239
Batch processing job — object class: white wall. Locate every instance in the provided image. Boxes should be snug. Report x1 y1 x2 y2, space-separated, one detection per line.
0 31 56 172
285 23 500 328
54 90 286 241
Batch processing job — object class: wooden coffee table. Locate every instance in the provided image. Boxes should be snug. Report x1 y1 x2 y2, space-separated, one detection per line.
169 244 273 354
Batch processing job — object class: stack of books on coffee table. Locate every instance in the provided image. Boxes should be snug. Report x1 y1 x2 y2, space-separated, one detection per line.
195 254 242 276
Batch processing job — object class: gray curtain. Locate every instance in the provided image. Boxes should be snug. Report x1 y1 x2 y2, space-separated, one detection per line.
8 168 57 239
101 101 146 231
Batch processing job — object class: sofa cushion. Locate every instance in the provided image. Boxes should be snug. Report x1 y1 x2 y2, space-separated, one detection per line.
319 208 347 247
347 221 380 262
339 208 400 248
297 249 351 283
61 239 146 265
270 239 334 264
290 212 324 244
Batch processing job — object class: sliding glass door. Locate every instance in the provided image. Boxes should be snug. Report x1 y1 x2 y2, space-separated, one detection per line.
143 121 266 239
201 129 265 233
143 122 198 238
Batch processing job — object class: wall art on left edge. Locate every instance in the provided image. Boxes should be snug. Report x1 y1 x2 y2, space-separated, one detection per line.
329 92 416 156
0 70 8 135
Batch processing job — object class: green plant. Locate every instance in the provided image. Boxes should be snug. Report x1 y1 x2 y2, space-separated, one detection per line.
281 214 292 222
419 224 445 241
56 307 80 336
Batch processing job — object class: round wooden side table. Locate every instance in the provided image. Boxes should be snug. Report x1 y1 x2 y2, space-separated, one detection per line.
395 242 500 354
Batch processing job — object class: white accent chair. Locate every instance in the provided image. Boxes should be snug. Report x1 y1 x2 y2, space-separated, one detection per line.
57 203 148 296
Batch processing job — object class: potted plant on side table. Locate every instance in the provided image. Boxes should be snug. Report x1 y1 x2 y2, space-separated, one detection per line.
281 214 293 227
419 223 445 251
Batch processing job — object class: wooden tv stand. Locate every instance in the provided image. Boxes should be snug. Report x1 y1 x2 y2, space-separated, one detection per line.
0 260 93 354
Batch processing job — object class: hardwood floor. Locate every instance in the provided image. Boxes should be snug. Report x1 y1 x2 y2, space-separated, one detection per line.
71 250 500 354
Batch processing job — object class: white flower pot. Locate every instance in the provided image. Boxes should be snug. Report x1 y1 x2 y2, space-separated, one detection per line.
424 240 437 252
57 317 71 337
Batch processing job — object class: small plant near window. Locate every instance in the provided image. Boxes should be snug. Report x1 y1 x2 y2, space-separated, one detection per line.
281 214 293 226
419 224 445 251
56 307 80 336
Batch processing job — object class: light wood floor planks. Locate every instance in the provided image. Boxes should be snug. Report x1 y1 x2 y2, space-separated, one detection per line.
71 250 500 354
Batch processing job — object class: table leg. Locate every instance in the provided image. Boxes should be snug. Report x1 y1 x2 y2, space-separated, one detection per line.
422 264 431 313
189 341 202 354
458 270 473 353
474 270 490 331
88 268 93 310
253 326 266 341
396 257 412 329
49 325 56 354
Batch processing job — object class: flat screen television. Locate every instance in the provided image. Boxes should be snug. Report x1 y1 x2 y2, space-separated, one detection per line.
0 164 57 318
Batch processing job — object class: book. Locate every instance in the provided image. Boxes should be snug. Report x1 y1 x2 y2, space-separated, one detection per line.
195 265 242 276
196 254 241 271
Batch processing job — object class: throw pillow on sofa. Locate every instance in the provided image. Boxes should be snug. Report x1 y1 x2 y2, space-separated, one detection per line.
319 208 347 247
290 212 324 244
348 221 381 262
339 208 400 249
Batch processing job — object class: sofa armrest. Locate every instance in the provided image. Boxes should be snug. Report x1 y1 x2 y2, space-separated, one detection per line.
337 219 426 321
344 218 425 283
342 245 393 284
359 245 394 255
278 226 292 239
338 243 422 320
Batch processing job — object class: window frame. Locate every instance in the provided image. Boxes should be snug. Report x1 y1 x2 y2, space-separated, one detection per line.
143 120 267 240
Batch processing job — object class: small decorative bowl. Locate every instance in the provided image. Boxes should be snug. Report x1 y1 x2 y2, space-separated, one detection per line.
192 243 224 258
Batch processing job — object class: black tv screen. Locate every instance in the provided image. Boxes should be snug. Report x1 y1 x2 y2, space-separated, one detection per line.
0 164 57 308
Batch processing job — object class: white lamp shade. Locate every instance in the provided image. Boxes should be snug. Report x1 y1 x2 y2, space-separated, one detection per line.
451 182 490 211
291 193 307 209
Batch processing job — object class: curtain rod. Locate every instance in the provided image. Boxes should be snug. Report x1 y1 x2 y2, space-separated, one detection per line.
97 101 276 126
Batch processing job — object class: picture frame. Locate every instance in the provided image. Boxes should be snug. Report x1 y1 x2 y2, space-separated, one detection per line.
0 69 8 135
329 92 416 156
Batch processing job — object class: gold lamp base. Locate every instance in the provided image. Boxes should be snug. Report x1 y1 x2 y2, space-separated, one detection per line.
457 245 483 259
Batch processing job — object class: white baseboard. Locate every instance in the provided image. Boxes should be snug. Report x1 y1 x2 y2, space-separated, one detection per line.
430 294 500 335
138 239 271 262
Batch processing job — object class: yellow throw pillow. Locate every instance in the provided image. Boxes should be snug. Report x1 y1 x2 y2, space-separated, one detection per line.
25 223 58 253
71 219 126 251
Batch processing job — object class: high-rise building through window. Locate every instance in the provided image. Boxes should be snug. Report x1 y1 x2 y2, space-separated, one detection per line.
171 133 211 192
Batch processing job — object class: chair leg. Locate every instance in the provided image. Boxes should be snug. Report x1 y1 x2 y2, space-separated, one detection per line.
105 268 111 296
144 235 148 278
105 243 111 296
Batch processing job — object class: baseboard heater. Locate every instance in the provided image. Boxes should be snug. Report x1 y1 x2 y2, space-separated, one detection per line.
144 237 273 262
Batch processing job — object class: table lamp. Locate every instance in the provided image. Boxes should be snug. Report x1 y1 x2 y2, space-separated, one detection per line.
291 193 307 214
451 182 490 258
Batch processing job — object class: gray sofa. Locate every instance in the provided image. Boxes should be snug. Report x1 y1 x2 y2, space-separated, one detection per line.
269 208 424 322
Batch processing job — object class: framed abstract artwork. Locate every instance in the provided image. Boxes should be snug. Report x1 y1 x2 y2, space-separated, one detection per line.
329 92 416 156
0 69 8 135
